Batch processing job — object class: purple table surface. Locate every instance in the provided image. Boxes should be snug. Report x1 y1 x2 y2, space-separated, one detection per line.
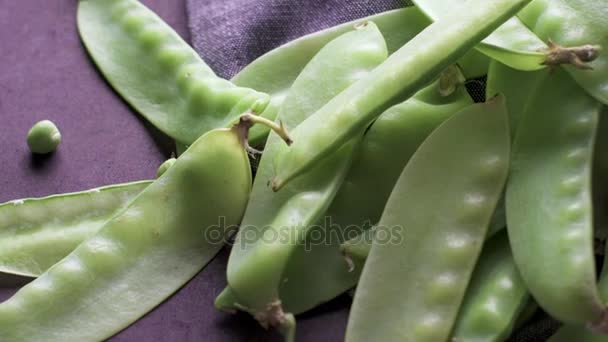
0 0 351 341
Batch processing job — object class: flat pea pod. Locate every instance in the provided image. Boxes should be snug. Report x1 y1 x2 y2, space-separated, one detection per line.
506 69 606 328
412 0 547 71
0 114 287 341
519 0 608 105
0 181 150 277
346 96 510 342
231 7 430 146
27 120 61 154
450 231 529 342
270 0 532 191
77 0 269 145
219 23 388 332
278 68 473 315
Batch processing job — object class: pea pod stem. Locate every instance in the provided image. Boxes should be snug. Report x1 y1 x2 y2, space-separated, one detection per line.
542 40 601 70
238 112 292 147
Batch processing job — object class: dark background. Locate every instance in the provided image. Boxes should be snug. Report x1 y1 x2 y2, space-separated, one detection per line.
0 0 556 340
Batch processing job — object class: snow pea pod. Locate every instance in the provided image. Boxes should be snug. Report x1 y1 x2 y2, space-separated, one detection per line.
450 231 529 342
231 7 430 146
77 0 269 145
328 68 472 237
0 181 150 277
519 0 608 105
506 69 606 328
346 96 510 342
0 115 290 341
219 23 388 334
278 68 473 314
270 0 532 191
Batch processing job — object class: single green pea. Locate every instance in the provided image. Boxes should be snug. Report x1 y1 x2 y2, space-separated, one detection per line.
219 23 388 336
270 0 533 191
506 69 605 328
27 120 61 154
156 157 176 178
346 96 510 342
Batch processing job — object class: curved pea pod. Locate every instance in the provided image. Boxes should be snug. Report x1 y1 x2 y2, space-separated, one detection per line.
0 181 150 278
270 0 532 191
276 68 473 316
519 0 607 105
231 7 430 146
346 96 510 342
77 0 269 145
506 69 606 328
0 116 270 341
219 23 389 333
450 231 529 342
412 0 547 71
328 69 473 235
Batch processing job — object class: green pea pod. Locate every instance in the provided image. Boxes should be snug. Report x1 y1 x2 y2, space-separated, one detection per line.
231 7 430 146
270 0 532 191
77 0 269 145
519 0 608 105
0 181 150 278
0 115 291 341
329 68 472 235
279 68 473 315
486 60 544 137
412 0 547 71
450 231 529 342
219 23 388 333
346 96 510 342
506 69 606 328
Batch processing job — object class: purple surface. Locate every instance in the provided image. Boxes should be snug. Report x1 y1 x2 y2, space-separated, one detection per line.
0 0 351 341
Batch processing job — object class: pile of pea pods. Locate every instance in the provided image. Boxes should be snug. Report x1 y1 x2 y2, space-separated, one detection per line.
2 0 608 340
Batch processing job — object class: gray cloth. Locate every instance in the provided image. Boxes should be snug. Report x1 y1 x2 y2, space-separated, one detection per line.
186 0 559 340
